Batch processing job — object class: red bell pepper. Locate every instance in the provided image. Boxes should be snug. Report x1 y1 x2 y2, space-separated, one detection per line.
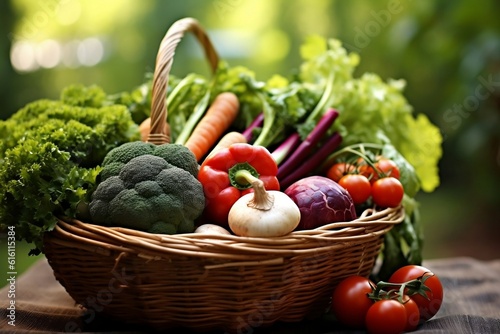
197 143 280 227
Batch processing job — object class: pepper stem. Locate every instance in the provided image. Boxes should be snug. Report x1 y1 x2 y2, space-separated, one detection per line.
228 162 260 189
233 168 274 211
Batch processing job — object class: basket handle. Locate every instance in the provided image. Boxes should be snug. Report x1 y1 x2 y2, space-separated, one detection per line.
148 17 219 145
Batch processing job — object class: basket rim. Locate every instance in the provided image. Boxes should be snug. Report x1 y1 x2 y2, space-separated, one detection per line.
45 206 404 265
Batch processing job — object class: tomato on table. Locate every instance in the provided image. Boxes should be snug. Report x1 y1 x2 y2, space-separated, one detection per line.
365 299 407 334
401 294 420 331
331 275 374 329
389 265 444 322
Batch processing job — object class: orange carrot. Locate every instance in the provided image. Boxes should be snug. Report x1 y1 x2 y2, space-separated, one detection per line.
185 92 240 161
205 131 247 160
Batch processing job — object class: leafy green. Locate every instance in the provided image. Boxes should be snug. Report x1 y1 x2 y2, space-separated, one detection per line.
165 74 209 142
60 84 106 108
399 113 443 192
377 195 424 281
174 85 212 145
210 62 265 132
106 72 205 140
207 61 321 147
106 76 153 125
263 79 320 146
0 85 139 252
296 36 442 192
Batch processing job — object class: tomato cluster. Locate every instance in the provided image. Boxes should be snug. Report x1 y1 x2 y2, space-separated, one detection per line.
331 265 443 334
326 157 404 208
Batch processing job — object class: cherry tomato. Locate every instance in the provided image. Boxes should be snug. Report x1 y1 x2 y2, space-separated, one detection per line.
326 162 355 182
389 265 444 322
401 294 420 331
357 161 376 182
365 299 407 334
338 174 371 204
331 276 374 329
371 177 404 208
375 158 400 180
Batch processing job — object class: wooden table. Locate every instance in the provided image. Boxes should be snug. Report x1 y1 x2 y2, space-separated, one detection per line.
1 257 499 333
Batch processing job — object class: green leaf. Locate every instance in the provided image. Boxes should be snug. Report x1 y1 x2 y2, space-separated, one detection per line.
0 84 139 253
300 34 328 60
400 113 443 192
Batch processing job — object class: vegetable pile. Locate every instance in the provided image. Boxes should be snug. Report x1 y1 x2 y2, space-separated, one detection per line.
0 34 442 280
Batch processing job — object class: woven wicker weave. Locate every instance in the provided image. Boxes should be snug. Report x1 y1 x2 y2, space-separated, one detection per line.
43 17 405 332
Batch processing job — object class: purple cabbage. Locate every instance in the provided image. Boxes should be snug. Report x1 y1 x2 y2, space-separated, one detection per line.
284 176 356 230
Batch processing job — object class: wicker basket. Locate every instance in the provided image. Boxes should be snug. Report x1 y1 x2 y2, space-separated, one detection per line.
43 17 405 333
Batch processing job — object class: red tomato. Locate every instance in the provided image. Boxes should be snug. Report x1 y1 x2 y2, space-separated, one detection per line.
357 163 376 182
401 294 420 331
331 276 374 329
338 174 371 204
375 158 400 180
371 177 404 207
326 162 355 182
389 265 444 322
365 299 407 334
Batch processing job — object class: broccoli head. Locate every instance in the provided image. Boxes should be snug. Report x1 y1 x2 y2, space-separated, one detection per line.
100 141 199 181
89 155 205 234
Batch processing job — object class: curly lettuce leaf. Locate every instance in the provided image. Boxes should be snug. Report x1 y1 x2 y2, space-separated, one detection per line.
298 36 441 193
0 140 101 252
0 85 139 252
400 113 443 192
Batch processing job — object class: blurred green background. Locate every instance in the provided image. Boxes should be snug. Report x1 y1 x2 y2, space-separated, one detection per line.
1 0 499 284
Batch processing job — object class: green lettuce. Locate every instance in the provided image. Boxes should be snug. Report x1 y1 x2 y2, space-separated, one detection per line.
297 35 442 193
0 85 139 252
